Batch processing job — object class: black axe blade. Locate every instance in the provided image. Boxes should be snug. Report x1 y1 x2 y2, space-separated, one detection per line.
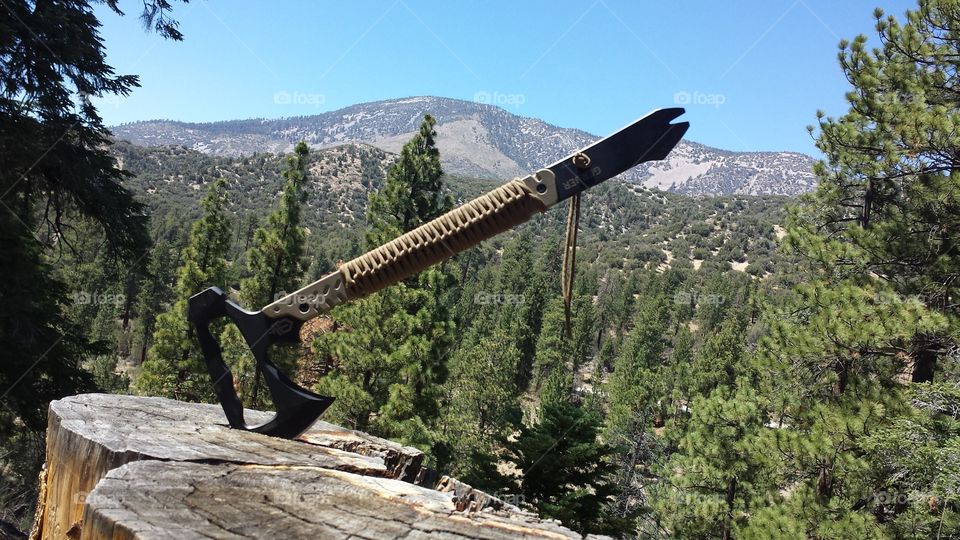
188 287 334 438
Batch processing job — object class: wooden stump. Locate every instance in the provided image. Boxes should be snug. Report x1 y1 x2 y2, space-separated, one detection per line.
31 394 603 539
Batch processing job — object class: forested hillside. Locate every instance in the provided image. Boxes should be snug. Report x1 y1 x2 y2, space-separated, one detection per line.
112 139 791 280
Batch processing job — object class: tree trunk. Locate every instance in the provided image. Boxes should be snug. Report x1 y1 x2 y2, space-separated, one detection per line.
30 394 601 540
723 477 737 540
911 347 936 384
832 359 848 396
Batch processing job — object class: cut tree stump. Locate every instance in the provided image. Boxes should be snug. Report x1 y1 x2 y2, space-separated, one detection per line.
31 394 604 539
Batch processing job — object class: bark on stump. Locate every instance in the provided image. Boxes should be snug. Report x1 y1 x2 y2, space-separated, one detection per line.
31 394 602 539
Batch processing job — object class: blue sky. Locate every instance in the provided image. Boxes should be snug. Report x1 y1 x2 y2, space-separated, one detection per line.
93 0 916 156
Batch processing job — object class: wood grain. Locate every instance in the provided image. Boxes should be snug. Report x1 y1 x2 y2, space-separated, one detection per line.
31 394 603 539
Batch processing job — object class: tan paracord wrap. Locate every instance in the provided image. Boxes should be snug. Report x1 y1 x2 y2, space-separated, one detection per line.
341 179 547 298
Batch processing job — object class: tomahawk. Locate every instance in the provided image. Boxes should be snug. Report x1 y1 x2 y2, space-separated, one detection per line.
188 107 689 438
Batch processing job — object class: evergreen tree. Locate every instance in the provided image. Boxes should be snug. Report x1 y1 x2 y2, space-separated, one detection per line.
222 142 310 407
133 239 177 365
495 234 559 389
666 325 694 425
747 281 945 538
654 308 772 539
438 329 521 491
858 382 960 537
744 2 960 535
504 398 623 535
602 293 669 527
604 294 669 441
531 298 571 391
655 386 773 540
313 116 454 456
570 290 598 371
239 141 309 307
135 179 232 402
0 1 183 527
695 271 751 336
689 318 747 399
798 0 960 383
365 114 451 245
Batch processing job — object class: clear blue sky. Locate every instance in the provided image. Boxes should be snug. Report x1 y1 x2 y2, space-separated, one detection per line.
93 0 916 156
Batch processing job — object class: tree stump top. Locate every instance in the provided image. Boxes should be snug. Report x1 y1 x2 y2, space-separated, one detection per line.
33 394 602 539
47 393 389 474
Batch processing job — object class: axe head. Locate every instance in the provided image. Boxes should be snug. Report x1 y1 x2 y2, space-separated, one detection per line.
188 287 334 438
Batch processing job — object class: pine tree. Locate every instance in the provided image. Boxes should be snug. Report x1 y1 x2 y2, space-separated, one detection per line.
365 114 450 245
653 306 773 539
601 292 669 527
797 2 960 383
313 116 454 455
655 386 774 540
0 1 185 526
133 239 177 365
858 382 960 536
604 294 669 441
531 298 571 391
530 269 596 397
746 281 945 538
239 141 309 307
135 178 232 402
221 142 310 407
570 290 598 371
495 234 559 389
504 398 622 535
666 325 694 426
689 318 747 399
438 329 521 491
743 2 960 535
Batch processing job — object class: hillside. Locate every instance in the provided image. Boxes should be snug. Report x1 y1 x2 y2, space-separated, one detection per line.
112 96 817 196
113 141 791 278
115 140 393 230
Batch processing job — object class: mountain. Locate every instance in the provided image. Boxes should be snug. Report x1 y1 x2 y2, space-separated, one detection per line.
112 96 817 196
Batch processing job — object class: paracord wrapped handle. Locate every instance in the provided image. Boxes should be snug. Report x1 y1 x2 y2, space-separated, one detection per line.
264 172 555 321
341 177 549 298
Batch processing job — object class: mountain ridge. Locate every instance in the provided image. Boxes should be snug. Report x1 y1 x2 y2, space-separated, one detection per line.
112 96 818 196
